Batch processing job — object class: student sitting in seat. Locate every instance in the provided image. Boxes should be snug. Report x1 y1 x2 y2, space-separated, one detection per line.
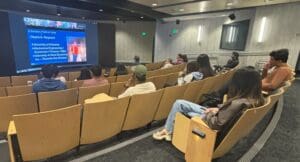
76 67 92 81
33 64 66 93
161 58 174 69
118 65 156 98
82 65 108 87
178 61 202 85
262 49 293 91
197 54 215 78
153 66 264 141
224 52 239 69
114 64 128 76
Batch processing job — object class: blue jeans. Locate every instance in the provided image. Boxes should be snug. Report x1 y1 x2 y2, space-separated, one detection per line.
165 99 207 133
73 54 78 62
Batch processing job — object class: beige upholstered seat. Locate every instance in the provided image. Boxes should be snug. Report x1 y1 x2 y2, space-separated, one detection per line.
154 84 187 121
6 85 33 96
150 74 168 89
183 79 206 103
11 75 38 86
165 72 179 86
80 96 130 144
0 76 11 87
0 93 38 132
8 105 81 161
38 88 78 112
122 89 164 130
106 76 116 83
78 84 110 104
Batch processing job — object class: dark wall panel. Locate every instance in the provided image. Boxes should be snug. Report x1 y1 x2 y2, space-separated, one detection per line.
0 11 16 76
98 23 116 67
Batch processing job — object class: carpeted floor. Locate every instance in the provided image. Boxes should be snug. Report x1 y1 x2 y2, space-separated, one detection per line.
253 80 300 162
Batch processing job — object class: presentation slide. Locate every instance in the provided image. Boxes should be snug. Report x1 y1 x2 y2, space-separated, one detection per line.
9 14 99 74
24 17 87 66
27 29 86 65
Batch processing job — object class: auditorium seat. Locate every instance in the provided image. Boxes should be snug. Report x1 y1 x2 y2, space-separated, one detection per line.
116 74 131 82
154 84 188 121
80 96 130 144
0 87 7 96
106 76 116 83
78 84 110 104
165 72 179 87
122 89 164 130
65 81 72 89
109 82 126 97
11 75 38 86
149 74 168 89
182 79 206 103
68 71 81 81
0 76 11 87
38 88 78 112
0 93 38 132
109 67 117 77
6 85 33 96
71 80 84 88
7 105 81 161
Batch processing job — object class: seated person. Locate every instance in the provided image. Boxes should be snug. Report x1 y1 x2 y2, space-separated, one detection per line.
33 64 66 93
179 61 202 85
262 49 293 91
197 54 216 78
131 55 140 71
153 66 264 141
82 65 109 87
114 64 128 76
76 67 92 81
174 54 187 65
118 65 156 98
224 52 239 69
161 58 173 69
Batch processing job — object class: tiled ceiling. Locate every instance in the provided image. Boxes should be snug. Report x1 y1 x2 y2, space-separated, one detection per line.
129 0 300 16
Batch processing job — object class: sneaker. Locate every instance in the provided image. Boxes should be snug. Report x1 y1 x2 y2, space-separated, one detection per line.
153 130 172 141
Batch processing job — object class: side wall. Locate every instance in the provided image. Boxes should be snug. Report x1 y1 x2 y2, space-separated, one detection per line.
154 3 300 68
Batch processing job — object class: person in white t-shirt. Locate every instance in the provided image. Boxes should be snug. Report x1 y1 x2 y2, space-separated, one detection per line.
118 64 156 98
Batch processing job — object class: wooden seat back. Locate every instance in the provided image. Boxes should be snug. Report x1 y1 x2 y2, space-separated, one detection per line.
78 84 110 104
0 87 7 96
0 76 11 87
6 85 32 96
122 89 164 130
183 79 206 103
38 88 78 112
0 93 38 132
68 71 81 81
80 97 130 144
11 75 37 86
12 105 81 161
116 74 131 82
71 80 84 88
109 82 126 97
154 85 188 121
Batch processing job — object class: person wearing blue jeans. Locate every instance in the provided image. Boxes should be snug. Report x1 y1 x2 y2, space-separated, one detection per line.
164 100 207 134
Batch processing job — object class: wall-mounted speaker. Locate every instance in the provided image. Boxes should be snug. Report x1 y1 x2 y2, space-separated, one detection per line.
229 13 236 20
176 19 180 25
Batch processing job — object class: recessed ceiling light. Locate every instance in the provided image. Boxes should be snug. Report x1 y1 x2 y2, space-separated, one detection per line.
99 9 103 12
152 3 157 6
140 16 144 19
227 2 233 6
26 9 30 12
179 8 185 12
57 13 61 16
116 18 120 21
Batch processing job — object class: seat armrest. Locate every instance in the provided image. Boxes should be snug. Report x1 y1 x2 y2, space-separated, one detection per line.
7 121 17 162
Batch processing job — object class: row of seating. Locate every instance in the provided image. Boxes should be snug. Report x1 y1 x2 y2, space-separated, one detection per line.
172 80 293 162
6 68 236 161
0 63 185 87
0 72 180 97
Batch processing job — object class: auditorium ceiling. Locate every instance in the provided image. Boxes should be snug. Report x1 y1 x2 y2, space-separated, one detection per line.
0 0 299 21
